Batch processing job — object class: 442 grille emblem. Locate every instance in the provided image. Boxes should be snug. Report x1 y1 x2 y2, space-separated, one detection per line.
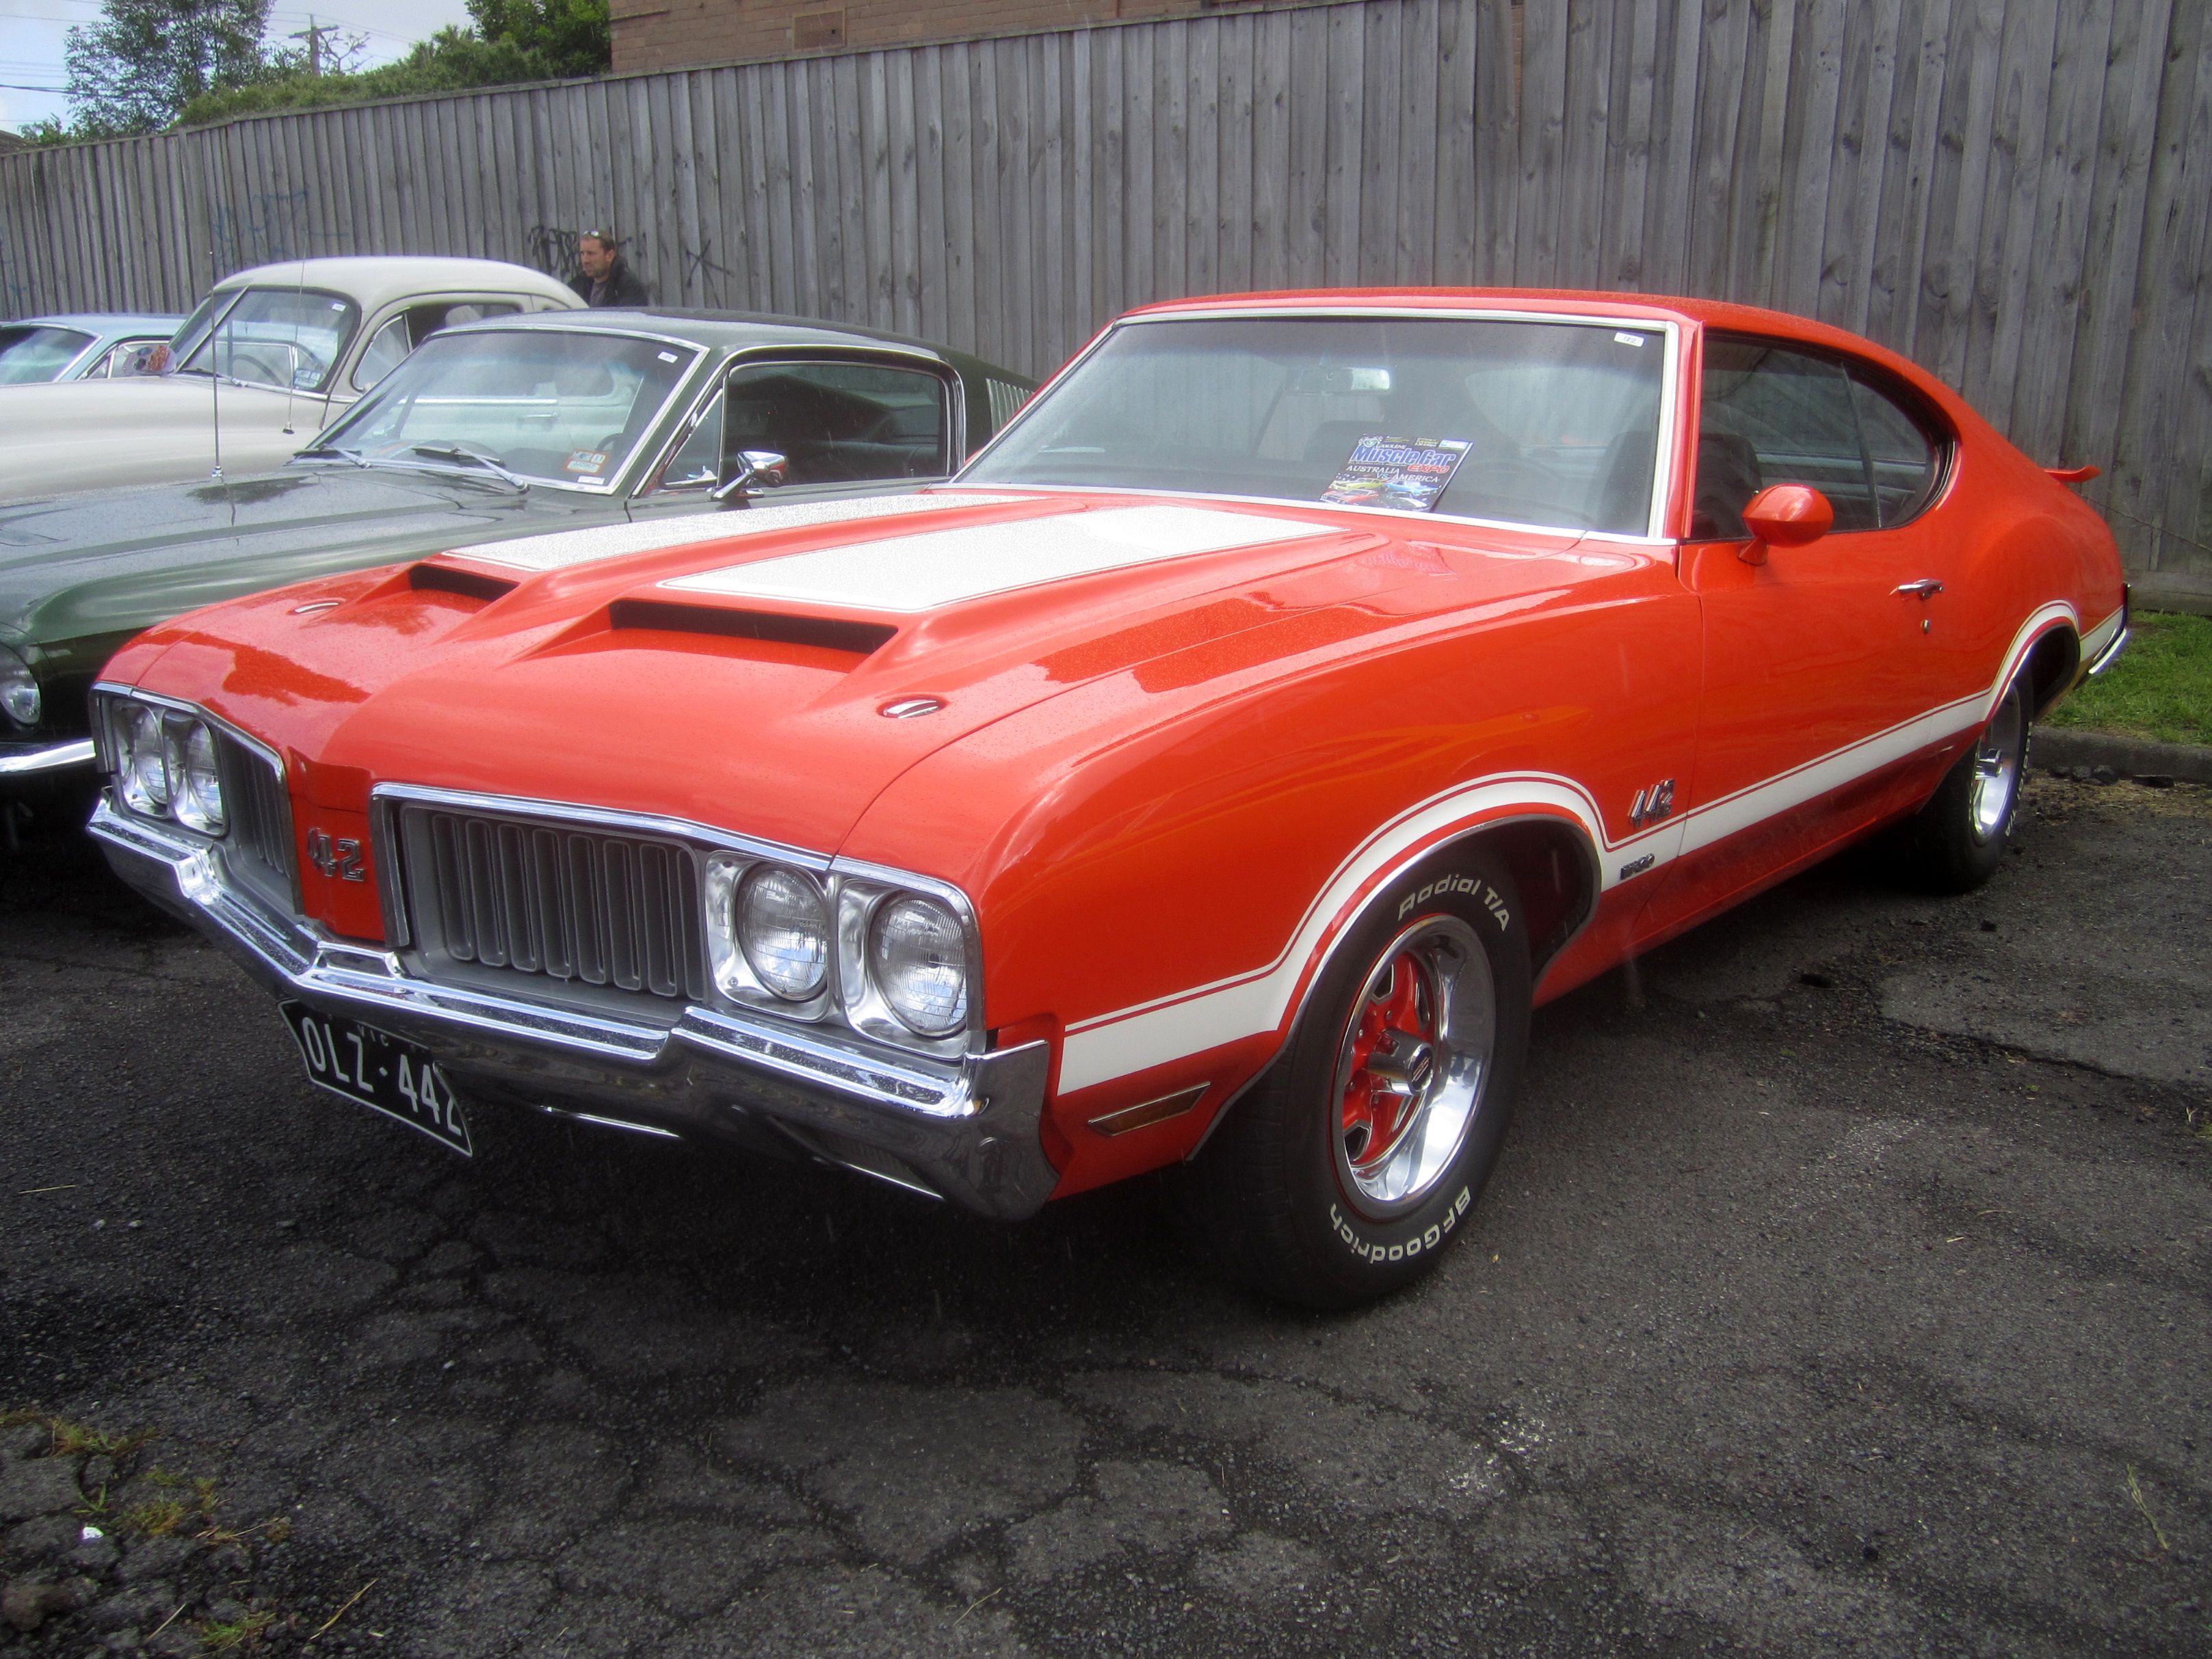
1628 778 1676 827
306 828 366 882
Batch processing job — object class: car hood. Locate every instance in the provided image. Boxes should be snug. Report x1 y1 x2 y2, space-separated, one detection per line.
0 464 611 648
121 490 1607 864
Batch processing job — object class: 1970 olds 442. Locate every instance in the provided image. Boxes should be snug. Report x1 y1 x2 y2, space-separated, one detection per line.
0 309 1031 821
89 289 2126 1306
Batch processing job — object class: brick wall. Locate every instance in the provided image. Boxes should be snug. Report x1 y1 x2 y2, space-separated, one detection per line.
611 1 1278 76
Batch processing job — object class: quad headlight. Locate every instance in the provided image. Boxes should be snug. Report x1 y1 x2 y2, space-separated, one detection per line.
109 700 226 835
734 864 830 1000
868 895 969 1037
705 853 975 1050
0 643 38 728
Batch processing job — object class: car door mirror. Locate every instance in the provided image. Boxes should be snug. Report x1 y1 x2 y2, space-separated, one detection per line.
1738 483 1834 566
712 449 791 502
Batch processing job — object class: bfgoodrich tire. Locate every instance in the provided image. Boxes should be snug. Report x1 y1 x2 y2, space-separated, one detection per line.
1885 675 2029 894
1179 849 1531 1309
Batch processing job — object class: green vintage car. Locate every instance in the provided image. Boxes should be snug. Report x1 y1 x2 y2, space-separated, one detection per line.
0 308 1033 832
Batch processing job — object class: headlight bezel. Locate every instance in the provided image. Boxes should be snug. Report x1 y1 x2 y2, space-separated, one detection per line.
700 842 979 1058
95 689 247 842
0 642 38 729
705 852 837 1018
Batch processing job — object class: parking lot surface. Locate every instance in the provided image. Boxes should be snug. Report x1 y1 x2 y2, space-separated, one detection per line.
2 776 2207 1657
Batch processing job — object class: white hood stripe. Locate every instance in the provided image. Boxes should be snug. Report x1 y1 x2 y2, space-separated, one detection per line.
660 505 1337 613
454 491 1027 573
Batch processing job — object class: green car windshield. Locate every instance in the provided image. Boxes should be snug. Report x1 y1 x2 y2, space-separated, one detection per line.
965 313 1668 535
310 329 701 491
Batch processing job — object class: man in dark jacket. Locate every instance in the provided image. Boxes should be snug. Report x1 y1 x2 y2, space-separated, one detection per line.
570 230 650 308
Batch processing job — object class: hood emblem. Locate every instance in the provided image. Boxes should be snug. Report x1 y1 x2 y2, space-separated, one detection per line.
290 599 343 616
880 697 944 719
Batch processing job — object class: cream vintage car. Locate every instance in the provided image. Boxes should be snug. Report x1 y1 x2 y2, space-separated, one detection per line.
0 256 579 503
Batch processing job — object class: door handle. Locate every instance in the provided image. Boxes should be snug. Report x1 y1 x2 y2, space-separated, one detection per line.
1893 579 1944 600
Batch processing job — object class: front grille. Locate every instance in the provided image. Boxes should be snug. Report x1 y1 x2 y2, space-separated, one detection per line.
215 732 293 913
391 801 709 1013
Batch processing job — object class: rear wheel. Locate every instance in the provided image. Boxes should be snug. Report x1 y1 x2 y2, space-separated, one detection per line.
1179 849 1530 1308
1886 674 2029 892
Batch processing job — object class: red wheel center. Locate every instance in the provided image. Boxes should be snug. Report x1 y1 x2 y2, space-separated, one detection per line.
1340 955 1437 1171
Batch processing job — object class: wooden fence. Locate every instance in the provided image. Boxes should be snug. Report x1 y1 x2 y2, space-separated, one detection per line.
1 0 2207 598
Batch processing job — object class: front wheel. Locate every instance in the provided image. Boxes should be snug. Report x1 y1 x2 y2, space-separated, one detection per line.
1885 675 2030 893
1177 850 1531 1308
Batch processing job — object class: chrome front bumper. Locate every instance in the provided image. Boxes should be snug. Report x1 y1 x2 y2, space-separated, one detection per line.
90 799 1059 1220
0 737 95 779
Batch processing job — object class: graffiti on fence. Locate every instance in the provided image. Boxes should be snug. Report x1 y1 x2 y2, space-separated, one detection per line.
209 188 328 271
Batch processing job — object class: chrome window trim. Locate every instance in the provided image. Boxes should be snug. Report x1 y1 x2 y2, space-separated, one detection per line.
368 782 984 1060
956 306 1684 542
631 343 967 501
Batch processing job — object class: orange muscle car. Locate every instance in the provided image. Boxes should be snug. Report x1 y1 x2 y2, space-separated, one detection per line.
88 290 2126 1306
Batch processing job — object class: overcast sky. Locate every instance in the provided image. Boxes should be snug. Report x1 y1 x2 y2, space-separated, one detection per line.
0 0 474 132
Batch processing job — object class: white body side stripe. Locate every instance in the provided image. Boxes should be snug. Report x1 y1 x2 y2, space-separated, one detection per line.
1057 601 2103 1095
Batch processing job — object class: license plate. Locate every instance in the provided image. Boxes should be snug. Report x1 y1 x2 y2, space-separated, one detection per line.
279 1003 472 1156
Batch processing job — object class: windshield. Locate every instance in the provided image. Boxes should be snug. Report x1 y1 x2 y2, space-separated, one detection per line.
966 315 1669 535
0 325 94 383
308 328 700 490
179 287 360 393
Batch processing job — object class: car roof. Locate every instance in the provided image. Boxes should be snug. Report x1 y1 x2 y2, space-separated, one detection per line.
212 256 578 311
440 305 1009 370
1118 287 1958 413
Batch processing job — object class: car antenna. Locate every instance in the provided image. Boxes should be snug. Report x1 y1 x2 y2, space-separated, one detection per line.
281 251 309 436
209 304 224 486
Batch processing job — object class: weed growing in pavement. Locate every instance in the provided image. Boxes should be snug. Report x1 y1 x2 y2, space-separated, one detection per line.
198 1608 277 1649
122 1497 192 1537
0 1405 152 1460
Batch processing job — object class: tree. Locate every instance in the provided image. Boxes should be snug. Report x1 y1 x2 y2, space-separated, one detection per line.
468 0 610 81
62 0 276 137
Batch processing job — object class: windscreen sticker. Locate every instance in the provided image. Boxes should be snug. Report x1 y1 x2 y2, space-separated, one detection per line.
564 450 611 475
1322 436 1470 514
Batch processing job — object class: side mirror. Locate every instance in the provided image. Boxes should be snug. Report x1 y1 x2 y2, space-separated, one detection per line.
1738 483 1834 566
711 449 791 503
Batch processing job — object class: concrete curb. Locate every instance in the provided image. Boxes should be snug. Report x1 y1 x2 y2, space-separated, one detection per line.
2030 727 2212 785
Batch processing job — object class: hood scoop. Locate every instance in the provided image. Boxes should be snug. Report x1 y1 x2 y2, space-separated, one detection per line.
607 597 896 659
411 563 519 604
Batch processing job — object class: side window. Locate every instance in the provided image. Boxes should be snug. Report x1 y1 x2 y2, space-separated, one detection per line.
353 303 522 393
1695 336 1879 538
1849 372 1943 526
352 317 413 392
722 359 952 486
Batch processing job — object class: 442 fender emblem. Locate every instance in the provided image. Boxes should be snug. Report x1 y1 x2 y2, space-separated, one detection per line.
1629 778 1676 827
306 828 366 882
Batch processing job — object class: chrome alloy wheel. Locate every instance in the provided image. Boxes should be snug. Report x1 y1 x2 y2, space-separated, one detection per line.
1969 682 2027 845
1329 915 1496 1218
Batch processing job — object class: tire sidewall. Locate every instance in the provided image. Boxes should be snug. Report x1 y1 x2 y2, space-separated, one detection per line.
1278 851 1531 1297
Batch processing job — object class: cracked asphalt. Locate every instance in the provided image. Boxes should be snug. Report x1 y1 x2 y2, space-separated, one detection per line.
2 775 2207 1657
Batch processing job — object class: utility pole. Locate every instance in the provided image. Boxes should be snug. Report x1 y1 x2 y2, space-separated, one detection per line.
290 16 326 77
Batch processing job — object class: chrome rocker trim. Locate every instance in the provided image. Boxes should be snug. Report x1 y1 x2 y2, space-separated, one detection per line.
0 737 96 778
88 799 1058 1221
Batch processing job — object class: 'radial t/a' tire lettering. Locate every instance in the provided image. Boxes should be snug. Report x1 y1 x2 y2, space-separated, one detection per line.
1179 847 1531 1308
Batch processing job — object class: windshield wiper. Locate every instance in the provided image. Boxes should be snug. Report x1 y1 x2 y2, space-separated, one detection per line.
292 444 367 467
408 442 527 490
